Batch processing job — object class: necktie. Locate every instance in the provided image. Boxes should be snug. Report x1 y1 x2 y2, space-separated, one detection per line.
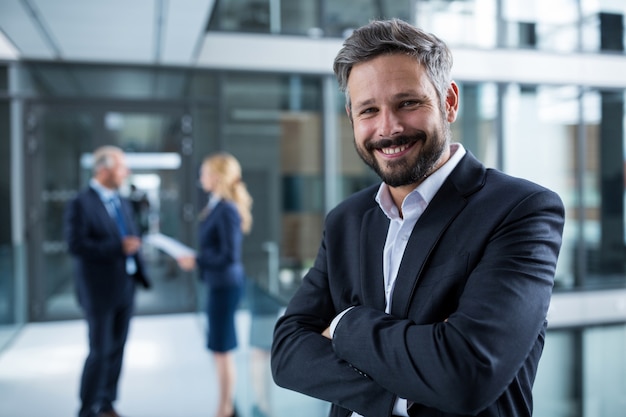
110 196 137 275
111 196 128 236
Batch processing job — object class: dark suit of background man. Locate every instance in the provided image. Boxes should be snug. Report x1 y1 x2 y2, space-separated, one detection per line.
271 18 565 417
65 145 151 417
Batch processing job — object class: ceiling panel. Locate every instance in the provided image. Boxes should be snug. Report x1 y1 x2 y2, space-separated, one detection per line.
0 0 215 65
161 0 215 65
0 31 18 60
0 0 55 59
33 0 157 63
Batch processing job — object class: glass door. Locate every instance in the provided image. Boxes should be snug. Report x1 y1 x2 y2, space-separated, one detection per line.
23 101 198 321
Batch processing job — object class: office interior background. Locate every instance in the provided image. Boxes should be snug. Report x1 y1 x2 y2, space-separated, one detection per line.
1 0 626 416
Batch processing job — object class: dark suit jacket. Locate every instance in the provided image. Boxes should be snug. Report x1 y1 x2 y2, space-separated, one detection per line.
196 200 245 288
271 152 565 417
65 186 150 314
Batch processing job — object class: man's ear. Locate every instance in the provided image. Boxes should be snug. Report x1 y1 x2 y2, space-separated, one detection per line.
345 105 353 124
446 81 460 123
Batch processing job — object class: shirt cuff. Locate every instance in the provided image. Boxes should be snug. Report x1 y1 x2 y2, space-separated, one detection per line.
329 306 355 338
392 398 410 417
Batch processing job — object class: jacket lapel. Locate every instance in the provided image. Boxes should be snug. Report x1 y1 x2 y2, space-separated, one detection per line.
119 198 137 236
390 151 486 317
88 187 123 237
360 206 388 311
389 180 466 317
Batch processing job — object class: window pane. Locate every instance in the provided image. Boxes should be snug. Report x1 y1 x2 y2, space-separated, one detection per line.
0 98 17 349
583 324 626 416
415 0 497 48
209 0 272 33
502 85 576 288
503 0 580 51
215 73 324 301
534 329 581 417
580 89 626 287
453 82 499 168
581 0 626 53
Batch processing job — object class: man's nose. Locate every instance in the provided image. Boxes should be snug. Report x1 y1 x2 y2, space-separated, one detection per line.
378 109 403 137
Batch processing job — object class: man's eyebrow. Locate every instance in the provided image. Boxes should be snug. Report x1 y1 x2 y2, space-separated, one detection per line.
353 98 375 109
394 91 427 101
353 91 427 109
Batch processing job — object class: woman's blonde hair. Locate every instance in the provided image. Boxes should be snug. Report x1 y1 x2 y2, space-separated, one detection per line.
202 152 253 234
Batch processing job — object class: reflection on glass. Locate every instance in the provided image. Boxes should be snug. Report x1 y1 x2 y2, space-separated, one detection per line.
416 0 497 48
213 73 325 306
503 85 575 288
454 83 498 168
27 107 200 321
503 0 579 51
583 324 626 416
536 318 626 417
534 329 580 417
0 97 17 349
581 0 626 53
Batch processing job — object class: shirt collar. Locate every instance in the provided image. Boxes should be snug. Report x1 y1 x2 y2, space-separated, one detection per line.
207 194 222 210
90 178 117 202
375 143 466 220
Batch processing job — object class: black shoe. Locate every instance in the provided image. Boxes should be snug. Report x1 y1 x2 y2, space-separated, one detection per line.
97 410 122 417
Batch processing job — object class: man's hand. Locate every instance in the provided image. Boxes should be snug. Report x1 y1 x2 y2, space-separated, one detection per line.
321 326 332 339
122 236 141 255
177 255 196 271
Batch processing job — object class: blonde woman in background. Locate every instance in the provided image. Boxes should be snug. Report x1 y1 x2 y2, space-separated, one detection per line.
178 152 252 417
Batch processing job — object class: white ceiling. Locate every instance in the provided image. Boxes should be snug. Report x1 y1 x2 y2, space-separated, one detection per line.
0 0 215 65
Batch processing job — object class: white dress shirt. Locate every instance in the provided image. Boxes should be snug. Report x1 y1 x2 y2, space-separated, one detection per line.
334 143 466 417
90 179 137 275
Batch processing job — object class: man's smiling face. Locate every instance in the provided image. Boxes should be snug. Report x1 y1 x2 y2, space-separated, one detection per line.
347 53 458 189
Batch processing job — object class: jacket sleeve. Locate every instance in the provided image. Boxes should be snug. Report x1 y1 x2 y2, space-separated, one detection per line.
271 227 398 417
64 194 126 261
195 203 241 269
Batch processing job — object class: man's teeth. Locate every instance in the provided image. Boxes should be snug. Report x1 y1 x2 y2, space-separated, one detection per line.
381 144 409 155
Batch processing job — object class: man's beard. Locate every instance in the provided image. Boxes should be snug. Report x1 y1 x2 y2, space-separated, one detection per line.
355 124 450 187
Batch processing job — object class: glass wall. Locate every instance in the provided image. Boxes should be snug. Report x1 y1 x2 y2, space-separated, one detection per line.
208 0 413 37
13 64 215 321
534 329 581 416
582 324 626 415
20 101 204 321
535 324 626 416
580 88 626 287
581 0 626 52
0 64 18 350
502 0 580 50
454 83 499 167
415 0 497 48
501 85 576 288
9 64 329 323
206 0 626 56
192 72 325 303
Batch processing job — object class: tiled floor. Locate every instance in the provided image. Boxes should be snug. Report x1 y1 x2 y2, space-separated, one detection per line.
0 312 329 417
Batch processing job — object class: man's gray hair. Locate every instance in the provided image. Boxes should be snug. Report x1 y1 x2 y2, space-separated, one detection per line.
333 18 453 110
92 145 123 174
